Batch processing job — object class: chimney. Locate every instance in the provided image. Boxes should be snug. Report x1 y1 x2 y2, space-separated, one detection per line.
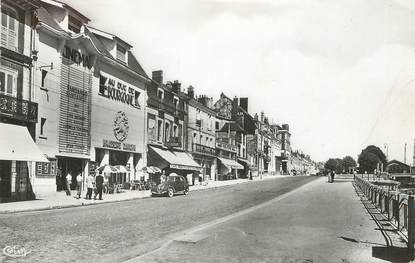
282 124 289 131
254 113 258 121
197 95 211 108
172 80 181 94
152 70 163 84
260 111 264 122
232 97 238 118
240 97 248 112
187 86 194 99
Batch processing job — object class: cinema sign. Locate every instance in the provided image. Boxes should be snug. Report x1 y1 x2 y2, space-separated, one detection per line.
62 45 92 69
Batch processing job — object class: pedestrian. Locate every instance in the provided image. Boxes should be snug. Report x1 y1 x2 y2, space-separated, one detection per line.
75 172 82 199
330 170 335 183
86 173 94 200
95 172 104 200
160 170 167 184
56 166 62 191
65 170 72 196
327 171 331 183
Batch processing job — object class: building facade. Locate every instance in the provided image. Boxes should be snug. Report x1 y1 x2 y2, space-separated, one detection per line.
213 93 243 180
32 1 149 197
185 87 217 183
0 0 47 202
146 71 201 181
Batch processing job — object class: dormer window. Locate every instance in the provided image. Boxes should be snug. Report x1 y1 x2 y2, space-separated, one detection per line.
116 44 126 62
68 15 82 33
173 97 179 108
157 88 164 100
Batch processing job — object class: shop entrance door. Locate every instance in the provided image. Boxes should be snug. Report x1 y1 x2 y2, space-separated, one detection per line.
58 157 84 190
0 161 11 199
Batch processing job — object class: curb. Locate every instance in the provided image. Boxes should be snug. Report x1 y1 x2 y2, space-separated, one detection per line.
0 175 287 214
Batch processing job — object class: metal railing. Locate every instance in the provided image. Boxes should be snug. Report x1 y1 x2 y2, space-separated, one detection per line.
354 175 415 253
192 143 215 155
0 93 38 123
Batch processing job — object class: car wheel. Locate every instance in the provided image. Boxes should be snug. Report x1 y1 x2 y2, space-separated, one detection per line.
183 189 189 195
167 188 174 198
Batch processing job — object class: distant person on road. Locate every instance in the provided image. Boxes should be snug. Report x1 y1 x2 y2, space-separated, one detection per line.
76 172 82 199
330 170 335 183
65 170 72 196
95 173 104 200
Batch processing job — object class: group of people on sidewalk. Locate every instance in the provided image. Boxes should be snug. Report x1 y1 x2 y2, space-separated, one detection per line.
61 168 105 200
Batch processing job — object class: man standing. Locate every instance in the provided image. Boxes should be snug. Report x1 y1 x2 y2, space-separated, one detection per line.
85 173 94 199
75 172 82 199
95 172 104 200
330 170 335 183
65 170 72 196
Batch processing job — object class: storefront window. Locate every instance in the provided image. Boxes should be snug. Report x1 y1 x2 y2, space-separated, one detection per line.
157 119 163 142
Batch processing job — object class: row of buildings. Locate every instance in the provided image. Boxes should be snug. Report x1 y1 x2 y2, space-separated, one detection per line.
0 0 316 202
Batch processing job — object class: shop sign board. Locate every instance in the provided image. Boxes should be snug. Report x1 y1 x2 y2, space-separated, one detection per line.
36 160 57 176
58 57 91 155
98 72 141 109
102 139 136 152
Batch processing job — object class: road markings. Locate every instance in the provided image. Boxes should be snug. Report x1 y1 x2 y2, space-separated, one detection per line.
124 177 323 263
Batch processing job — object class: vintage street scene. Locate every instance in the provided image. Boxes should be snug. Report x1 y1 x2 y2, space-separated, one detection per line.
0 0 414 262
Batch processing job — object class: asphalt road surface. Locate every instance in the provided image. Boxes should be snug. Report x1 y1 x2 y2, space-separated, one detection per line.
0 176 317 263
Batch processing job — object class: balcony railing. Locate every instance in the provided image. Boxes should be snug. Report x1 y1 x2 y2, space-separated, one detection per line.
0 93 38 123
165 136 182 148
216 141 237 153
192 143 215 156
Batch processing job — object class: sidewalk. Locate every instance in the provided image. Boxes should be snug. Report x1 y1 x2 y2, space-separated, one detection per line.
0 173 288 214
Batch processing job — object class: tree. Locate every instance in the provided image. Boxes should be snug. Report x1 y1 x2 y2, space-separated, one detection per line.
358 151 379 173
342 156 357 172
358 145 387 173
324 158 344 173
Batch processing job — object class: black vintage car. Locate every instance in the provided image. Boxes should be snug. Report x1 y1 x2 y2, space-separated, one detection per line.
151 175 189 197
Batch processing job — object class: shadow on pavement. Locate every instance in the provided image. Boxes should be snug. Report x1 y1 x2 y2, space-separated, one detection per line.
372 246 412 262
352 183 412 262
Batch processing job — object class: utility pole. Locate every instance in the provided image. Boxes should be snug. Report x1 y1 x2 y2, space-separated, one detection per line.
404 143 407 164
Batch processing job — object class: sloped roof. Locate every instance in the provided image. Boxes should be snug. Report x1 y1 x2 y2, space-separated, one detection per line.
36 6 63 31
127 51 148 79
220 122 245 133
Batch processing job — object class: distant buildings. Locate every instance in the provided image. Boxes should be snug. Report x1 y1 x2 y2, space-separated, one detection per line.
0 0 316 202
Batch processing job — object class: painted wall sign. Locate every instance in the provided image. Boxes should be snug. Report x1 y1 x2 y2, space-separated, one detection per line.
58 58 91 155
98 73 141 109
62 45 92 69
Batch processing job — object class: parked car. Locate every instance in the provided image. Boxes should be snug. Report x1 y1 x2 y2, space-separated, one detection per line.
151 175 189 197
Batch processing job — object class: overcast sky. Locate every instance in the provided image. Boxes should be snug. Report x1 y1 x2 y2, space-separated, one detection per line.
64 0 415 162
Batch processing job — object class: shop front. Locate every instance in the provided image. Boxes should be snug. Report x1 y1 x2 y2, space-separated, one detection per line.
237 158 250 179
217 157 243 180
0 123 48 202
90 65 146 188
147 146 201 184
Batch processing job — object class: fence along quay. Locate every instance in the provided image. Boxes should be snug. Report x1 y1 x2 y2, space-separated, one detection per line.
354 174 415 256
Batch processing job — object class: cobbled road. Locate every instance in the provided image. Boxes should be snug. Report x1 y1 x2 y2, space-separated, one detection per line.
0 176 317 263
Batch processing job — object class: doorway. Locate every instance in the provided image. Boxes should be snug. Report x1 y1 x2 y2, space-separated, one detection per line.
0 160 11 200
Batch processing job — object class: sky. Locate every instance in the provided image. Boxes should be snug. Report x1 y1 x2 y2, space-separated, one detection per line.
63 0 415 162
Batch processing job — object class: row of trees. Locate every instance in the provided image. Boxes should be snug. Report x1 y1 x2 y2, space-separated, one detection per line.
323 145 387 174
324 156 357 174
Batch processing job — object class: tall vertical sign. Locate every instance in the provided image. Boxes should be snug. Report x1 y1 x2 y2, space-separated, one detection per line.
58 56 91 155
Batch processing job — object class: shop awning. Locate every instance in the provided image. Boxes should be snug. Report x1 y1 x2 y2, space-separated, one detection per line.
237 158 251 166
0 123 48 162
149 146 201 171
218 157 244 170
